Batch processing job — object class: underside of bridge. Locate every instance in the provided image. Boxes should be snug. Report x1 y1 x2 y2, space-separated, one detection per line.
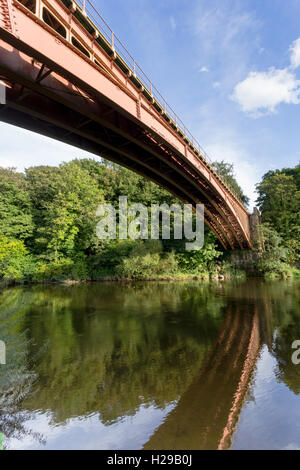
0 0 253 250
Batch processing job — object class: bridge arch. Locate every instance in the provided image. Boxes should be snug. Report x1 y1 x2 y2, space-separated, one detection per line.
0 0 253 249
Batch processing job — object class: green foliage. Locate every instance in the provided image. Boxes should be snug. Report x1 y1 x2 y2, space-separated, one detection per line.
116 240 178 278
285 238 300 265
256 169 299 239
90 239 135 276
0 236 29 282
0 158 246 284
257 224 291 277
26 161 104 259
4 157 298 283
32 255 89 282
256 164 300 269
76 158 176 208
176 232 221 273
0 168 33 240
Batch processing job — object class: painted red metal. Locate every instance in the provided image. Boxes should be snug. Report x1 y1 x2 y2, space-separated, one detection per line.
0 0 252 249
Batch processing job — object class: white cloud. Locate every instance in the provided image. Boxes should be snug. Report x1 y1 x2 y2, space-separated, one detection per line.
232 35 300 116
232 67 300 116
290 37 300 69
8 402 177 450
199 66 209 73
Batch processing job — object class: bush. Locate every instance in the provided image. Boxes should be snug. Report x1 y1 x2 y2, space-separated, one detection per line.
176 234 221 274
32 255 89 282
116 240 178 278
0 236 29 283
285 238 300 266
258 259 292 278
257 224 292 277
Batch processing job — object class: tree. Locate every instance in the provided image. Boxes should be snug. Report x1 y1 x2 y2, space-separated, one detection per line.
0 168 33 241
0 157 249 282
256 172 299 238
0 236 30 282
256 164 300 265
26 161 104 260
176 231 221 273
257 224 290 276
75 158 176 207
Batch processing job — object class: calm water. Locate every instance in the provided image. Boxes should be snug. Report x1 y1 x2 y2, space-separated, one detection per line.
0 279 299 450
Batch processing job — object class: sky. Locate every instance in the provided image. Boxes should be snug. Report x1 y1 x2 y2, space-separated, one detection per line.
1 0 300 208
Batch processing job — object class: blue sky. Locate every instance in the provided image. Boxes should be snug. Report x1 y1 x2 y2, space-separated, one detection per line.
1 0 300 207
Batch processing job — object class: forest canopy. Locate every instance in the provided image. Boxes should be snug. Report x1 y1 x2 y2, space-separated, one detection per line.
256 163 300 271
0 158 298 284
0 158 228 284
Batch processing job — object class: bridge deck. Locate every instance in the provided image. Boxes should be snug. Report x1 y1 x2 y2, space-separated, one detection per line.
0 0 252 249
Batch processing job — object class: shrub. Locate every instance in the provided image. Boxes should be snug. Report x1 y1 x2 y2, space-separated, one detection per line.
33 255 89 282
176 234 221 273
0 236 29 282
257 224 292 277
116 240 178 278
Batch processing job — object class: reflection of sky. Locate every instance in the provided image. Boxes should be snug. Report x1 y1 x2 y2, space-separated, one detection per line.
231 346 300 450
7 402 177 450
6 347 300 450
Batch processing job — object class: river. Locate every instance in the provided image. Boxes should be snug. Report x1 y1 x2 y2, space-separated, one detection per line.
0 279 299 450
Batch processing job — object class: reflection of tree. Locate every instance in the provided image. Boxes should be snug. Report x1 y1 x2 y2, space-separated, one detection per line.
0 289 45 447
142 280 299 449
11 282 226 424
219 280 300 396
1 279 299 449
231 280 300 396
144 304 261 450
218 280 300 396
268 284 300 395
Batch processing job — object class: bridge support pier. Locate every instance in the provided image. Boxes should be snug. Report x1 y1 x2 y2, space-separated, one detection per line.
229 208 264 274
249 207 264 252
229 250 261 274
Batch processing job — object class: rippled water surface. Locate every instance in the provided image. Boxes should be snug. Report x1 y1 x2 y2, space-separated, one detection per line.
0 279 299 450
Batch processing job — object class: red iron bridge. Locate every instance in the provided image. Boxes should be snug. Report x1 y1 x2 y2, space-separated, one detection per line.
0 0 257 249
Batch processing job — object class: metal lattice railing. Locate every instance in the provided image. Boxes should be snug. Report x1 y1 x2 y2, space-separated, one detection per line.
74 0 245 206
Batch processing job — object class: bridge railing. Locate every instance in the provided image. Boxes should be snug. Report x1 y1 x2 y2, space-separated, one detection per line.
74 0 245 207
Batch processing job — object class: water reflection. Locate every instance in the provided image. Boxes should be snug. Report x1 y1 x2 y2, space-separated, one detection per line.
0 290 45 448
145 305 260 449
0 280 299 449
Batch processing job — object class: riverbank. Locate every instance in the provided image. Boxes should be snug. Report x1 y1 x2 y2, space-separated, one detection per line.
1 268 300 289
0 271 244 288
264 267 300 280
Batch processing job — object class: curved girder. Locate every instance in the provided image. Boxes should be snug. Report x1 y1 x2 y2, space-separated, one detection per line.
0 0 252 249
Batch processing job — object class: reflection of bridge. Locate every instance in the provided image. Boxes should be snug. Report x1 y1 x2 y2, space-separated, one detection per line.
0 0 252 249
144 306 261 450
